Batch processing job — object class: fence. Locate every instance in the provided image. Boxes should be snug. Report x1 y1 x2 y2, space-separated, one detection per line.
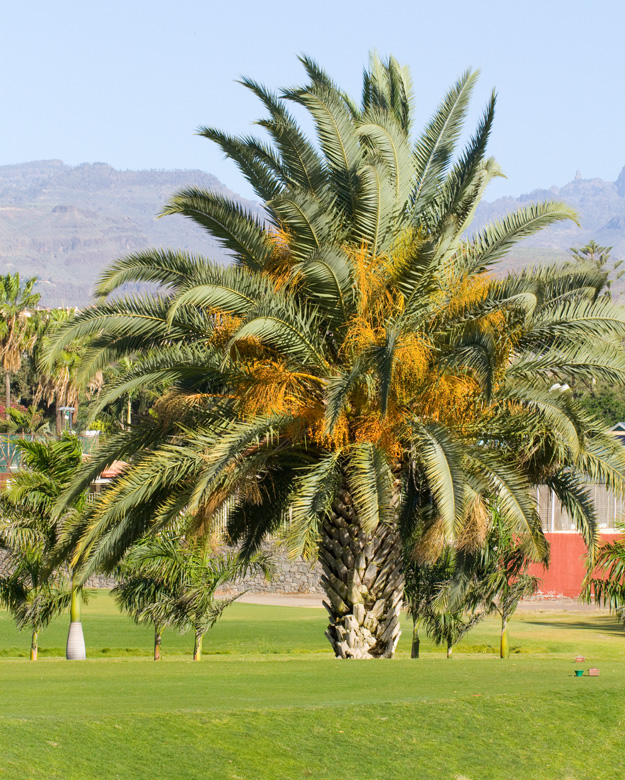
536 484 625 532
0 433 101 474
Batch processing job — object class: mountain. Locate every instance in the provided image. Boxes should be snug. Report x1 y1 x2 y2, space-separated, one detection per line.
474 168 625 284
0 160 258 306
2 160 625 306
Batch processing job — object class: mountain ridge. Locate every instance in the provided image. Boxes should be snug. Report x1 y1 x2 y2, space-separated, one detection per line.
2 160 625 306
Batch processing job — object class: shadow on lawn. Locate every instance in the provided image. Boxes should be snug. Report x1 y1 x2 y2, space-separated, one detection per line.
524 616 624 633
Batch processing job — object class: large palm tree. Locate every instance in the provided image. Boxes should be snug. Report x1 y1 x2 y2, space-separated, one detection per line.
49 54 625 658
0 273 40 419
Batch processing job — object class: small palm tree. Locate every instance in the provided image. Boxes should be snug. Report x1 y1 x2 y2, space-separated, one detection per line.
582 525 625 622
0 273 40 419
423 606 483 658
454 517 540 658
0 501 72 659
404 548 456 659
5 434 89 659
113 530 271 660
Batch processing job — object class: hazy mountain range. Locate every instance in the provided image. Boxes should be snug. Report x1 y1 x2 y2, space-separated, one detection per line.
2 159 625 306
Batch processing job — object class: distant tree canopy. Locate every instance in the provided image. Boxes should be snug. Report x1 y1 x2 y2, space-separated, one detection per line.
568 240 624 294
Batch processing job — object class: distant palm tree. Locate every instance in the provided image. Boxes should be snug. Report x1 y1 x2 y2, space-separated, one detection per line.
33 309 84 434
569 240 623 294
49 54 625 659
113 530 271 660
0 273 40 419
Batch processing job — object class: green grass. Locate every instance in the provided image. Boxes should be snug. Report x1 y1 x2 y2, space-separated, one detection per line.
1 593 624 779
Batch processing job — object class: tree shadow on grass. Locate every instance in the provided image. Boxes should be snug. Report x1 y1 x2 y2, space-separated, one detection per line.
524 617 624 633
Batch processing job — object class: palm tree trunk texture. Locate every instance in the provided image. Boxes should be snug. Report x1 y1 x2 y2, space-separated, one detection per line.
30 630 38 661
193 632 203 661
154 627 162 661
66 586 86 660
447 642 453 658
320 491 403 659
5 372 10 420
500 618 509 659
411 622 420 659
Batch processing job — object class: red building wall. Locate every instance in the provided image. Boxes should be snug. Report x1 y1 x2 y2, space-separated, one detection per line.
529 533 621 598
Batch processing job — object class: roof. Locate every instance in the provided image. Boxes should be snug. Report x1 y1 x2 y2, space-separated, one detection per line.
100 460 129 479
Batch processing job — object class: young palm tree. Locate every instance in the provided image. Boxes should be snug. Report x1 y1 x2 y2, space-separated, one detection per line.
404 547 457 659
581 526 625 622
0 501 72 659
423 606 483 658
6 435 89 659
449 516 540 658
113 530 270 660
49 54 625 658
0 273 40 419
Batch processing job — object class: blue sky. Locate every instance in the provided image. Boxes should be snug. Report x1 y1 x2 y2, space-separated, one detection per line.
2 0 623 201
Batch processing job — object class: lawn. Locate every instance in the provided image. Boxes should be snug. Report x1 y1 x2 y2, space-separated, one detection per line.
1 593 624 780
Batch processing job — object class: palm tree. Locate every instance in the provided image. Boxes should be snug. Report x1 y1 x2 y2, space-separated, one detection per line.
569 240 623 295
48 54 625 658
0 500 72 659
0 273 40 419
32 309 84 434
113 530 270 660
5 435 89 659
404 547 456 659
581 525 625 622
449 515 540 658
422 605 483 658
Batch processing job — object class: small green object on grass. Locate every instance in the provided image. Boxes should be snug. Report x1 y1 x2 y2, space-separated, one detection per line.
574 669 584 677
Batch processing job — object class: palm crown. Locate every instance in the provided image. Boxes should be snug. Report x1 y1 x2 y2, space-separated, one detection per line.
50 54 625 658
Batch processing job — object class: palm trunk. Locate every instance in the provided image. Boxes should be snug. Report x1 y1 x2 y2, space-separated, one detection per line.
320 490 403 659
5 372 10 420
193 632 203 661
447 641 453 658
411 621 420 659
55 402 62 435
154 626 162 661
500 617 509 659
30 630 38 661
66 583 86 660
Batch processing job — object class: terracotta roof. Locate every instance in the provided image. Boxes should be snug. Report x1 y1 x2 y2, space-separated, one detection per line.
100 460 129 479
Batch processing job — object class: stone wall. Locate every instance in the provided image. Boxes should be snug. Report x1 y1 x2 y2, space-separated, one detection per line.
227 545 323 594
2 541 323 594
84 542 324 594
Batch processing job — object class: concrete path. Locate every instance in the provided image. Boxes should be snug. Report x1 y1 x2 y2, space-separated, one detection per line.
235 592 610 613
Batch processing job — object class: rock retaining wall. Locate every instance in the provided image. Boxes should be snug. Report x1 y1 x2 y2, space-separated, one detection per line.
85 542 324 594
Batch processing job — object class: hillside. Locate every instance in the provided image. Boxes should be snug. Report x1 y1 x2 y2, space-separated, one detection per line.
0 160 257 306
2 160 625 305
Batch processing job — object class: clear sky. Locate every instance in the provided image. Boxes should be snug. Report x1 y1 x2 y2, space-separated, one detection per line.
2 0 623 202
